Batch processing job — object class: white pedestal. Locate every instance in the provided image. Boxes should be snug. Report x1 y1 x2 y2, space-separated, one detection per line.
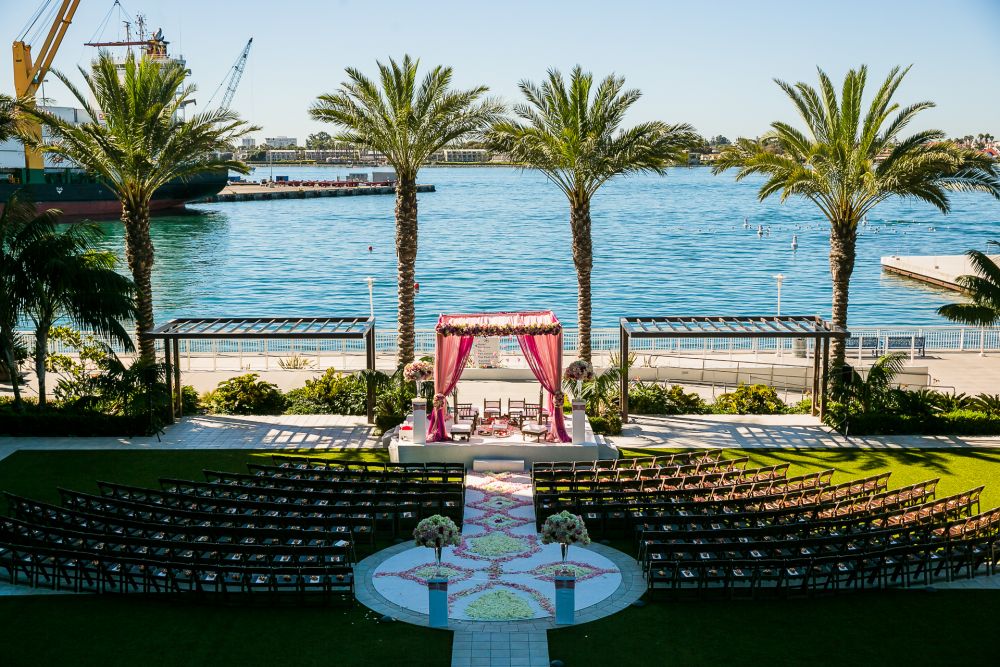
412 398 427 445
571 401 586 445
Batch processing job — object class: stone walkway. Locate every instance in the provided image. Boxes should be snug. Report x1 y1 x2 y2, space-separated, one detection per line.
0 414 377 463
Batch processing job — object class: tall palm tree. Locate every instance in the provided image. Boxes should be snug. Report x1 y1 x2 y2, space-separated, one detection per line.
712 65 1000 368
21 52 255 361
310 55 503 365
0 94 19 142
937 241 1000 328
25 221 136 407
487 66 699 361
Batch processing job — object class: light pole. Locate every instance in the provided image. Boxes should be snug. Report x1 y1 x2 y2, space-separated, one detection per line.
774 273 785 358
365 277 375 319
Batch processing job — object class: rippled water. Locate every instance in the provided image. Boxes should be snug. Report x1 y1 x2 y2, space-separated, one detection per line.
88 166 1000 328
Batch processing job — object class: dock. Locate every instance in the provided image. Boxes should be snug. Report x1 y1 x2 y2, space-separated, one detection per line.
881 253 998 291
198 181 435 203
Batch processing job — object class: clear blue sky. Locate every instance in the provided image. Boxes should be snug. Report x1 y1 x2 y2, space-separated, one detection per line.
3 0 998 142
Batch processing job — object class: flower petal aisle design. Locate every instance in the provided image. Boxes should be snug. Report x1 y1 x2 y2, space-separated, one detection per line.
372 472 622 620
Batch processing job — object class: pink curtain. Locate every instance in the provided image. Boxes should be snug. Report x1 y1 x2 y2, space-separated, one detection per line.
427 334 474 442
517 333 571 442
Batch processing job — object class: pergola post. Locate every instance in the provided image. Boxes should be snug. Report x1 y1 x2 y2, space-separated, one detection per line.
163 338 175 423
811 338 821 416
820 337 830 421
173 338 182 418
365 326 376 424
620 323 629 423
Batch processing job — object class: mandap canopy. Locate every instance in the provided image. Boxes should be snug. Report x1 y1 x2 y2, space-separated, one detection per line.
428 310 571 443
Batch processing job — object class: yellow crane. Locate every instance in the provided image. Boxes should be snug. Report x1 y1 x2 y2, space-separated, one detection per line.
12 0 81 182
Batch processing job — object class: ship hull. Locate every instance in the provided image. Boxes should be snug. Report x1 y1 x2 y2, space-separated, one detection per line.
0 170 228 218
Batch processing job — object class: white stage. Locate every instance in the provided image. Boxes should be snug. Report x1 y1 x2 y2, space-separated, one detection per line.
389 414 602 467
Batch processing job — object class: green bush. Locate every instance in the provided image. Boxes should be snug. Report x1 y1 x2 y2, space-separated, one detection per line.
206 373 285 415
0 401 153 436
181 385 200 414
626 382 708 415
286 368 367 415
826 405 1000 436
588 412 622 436
714 384 786 415
374 414 406 435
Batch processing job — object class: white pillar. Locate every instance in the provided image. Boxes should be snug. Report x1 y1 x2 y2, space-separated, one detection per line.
571 400 586 445
412 398 427 445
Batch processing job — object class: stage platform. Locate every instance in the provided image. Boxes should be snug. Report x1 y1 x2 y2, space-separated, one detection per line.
388 415 607 468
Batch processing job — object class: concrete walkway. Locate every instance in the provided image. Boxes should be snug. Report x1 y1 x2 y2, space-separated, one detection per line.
0 414 377 464
614 414 1000 450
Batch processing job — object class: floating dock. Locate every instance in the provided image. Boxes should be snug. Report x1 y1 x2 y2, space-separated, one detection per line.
198 182 435 203
881 254 999 291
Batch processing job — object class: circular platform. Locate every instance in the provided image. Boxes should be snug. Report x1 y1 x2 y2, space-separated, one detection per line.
355 472 644 628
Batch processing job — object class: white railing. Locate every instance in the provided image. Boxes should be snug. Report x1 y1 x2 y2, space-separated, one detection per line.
17 325 1000 365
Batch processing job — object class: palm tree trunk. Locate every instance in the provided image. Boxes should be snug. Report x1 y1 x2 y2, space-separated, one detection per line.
570 195 594 362
34 322 49 409
122 200 156 363
395 176 418 366
829 224 857 370
1 338 21 409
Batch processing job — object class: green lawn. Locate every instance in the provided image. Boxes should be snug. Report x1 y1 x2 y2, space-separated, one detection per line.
1 447 998 667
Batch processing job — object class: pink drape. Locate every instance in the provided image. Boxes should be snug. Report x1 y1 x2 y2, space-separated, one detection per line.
517 333 571 442
427 334 474 441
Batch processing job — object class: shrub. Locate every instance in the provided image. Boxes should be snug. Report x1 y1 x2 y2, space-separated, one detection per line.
295 368 367 415
714 384 785 415
588 412 622 436
627 382 708 415
283 387 331 415
374 413 406 435
206 373 285 415
0 400 154 436
787 398 813 414
181 385 200 414
970 393 1000 416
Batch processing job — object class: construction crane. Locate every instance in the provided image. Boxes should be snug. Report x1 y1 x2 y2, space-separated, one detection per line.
207 37 252 111
12 0 81 182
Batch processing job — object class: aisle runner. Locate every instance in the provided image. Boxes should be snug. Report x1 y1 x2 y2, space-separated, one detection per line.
372 472 622 621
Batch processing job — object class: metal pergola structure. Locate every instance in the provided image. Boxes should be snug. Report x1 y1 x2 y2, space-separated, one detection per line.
144 316 377 423
619 315 849 422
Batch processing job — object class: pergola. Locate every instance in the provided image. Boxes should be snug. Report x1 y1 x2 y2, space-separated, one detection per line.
619 315 849 422
144 316 376 423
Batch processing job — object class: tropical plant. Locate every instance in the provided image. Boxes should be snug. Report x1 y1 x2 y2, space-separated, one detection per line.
0 94 19 142
23 220 135 407
205 373 285 415
713 65 1000 369
937 241 1000 327
971 393 1000 416
0 192 60 408
21 52 255 361
835 352 907 415
714 384 786 415
311 55 503 365
284 367 368 415
487 66 698 361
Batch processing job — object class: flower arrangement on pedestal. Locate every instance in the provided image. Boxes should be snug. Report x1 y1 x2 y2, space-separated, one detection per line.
404 360 434 396
563 359 595 399
540 511 591 567
413 514 462 573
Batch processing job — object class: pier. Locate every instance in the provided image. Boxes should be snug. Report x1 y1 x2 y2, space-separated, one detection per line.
198 181 435 203
881 253 999 291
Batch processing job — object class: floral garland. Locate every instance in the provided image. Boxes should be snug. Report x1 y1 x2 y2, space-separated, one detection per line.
413 514 461 549
436 322 562 337
432 392 447 409
403 360 433 383
564 359 595 382
449 581 555 616
374 561 475 585
540 511 591 546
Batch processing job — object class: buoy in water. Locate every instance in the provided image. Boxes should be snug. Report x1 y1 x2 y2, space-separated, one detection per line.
368 245 373 253
414 282 420 292
791 234 798 250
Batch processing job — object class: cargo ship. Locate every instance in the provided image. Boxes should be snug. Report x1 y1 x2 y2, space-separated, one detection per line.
2 2 228 216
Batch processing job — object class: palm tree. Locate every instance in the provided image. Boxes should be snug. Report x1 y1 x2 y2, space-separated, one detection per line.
937 241 1000 329
713 65 1000 368
0 94 19 143
21 52 255 361
25 221 136 407
487 66 699 361
310 55 503 365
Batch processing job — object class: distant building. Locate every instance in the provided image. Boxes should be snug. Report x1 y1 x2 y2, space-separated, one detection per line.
265 136 297 148
429 148 491 163
241 137 256 149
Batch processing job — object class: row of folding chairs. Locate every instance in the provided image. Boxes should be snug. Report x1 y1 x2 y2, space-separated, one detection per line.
271 456 465 484
532 450 723 478
531 458 752 493
239 466 460 492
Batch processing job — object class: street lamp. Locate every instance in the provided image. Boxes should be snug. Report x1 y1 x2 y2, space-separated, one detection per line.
365 277 375 319
774 273 785 358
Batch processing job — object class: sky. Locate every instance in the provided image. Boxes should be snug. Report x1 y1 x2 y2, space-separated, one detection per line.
2 0 999 142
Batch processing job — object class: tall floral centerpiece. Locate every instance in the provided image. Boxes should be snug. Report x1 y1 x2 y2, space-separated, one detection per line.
564 359 595 400
414 514 462 574
404 360 434 399
540 511 591 565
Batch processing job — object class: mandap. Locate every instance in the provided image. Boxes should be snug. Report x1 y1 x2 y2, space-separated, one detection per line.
427 310 571 443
